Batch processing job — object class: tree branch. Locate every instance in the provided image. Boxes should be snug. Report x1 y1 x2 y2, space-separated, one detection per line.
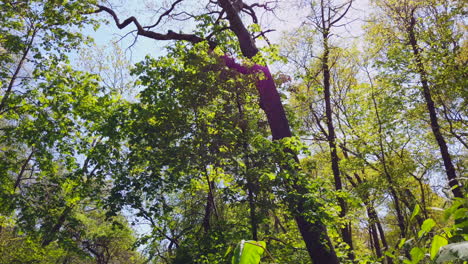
144 0 185 29
217 0 259 58
95 5 216 49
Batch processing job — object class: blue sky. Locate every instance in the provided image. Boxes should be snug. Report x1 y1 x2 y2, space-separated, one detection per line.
83 0 371 66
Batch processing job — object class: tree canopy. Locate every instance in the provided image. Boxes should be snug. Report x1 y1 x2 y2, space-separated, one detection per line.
0 0 466 263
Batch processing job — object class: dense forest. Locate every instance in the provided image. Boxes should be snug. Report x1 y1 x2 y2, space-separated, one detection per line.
0 0 467 263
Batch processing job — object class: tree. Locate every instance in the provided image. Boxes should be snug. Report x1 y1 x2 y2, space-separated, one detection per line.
296 0 355 257
95 1 339 262
2 0 466 263
371 0 465 199
1 2 144 263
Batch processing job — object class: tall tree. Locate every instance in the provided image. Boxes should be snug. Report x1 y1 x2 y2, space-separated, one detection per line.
95 1 339 262
373 0 464 199
0 2 146 262
301 0 355 255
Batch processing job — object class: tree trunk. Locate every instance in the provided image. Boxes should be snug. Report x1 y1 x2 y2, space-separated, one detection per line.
223 55 338 263
369 222 382 259
322 34 353 257
99 1 340 262
42 206 72 247
220 20 340 262
235 89 258 241
345 169 392 264
407 14 463 199
202 182 214 233
295 202 340 263
202 175 218 233
370 79 407 238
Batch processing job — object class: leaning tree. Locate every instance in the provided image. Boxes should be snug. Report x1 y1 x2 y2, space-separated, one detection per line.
94 0 339 262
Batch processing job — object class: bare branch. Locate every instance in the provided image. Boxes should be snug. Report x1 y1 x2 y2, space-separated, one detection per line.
96 5 216 48
144 0 185 29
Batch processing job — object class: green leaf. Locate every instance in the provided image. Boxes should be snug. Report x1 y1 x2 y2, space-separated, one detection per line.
410 204 420 221
225 246 233 258
453 208 467 221
430 235 448 260
232 240 266 264
384 251 396 258
410 247 425 264
398 238 407 249
418 218 436 238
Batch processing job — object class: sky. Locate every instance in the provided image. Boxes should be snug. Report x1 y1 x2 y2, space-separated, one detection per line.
84 0 372 66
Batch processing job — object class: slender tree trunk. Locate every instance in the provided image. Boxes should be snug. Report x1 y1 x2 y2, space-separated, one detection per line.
345 168 392 264
235 90 258 241
369 79 407 237
202 181 214 233
246 181 258 241
0 28 37 113
369 221 382 259
386 175 407 237
368 226 375 255
412 174 429 219
322 34 353 256
407 14 463 199
42 206 72 247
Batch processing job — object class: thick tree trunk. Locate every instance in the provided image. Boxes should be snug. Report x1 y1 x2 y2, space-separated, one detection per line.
407 15 463 199
295 212 339 263
223 56 338 263
256 67 340 261
219 0 340 254
98 1 339 262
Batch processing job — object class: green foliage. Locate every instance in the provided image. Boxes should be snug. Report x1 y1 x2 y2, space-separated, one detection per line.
0 208 145 264
0 1 145 263
390 197 468 264
231 240 266 264
1 0 466 263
